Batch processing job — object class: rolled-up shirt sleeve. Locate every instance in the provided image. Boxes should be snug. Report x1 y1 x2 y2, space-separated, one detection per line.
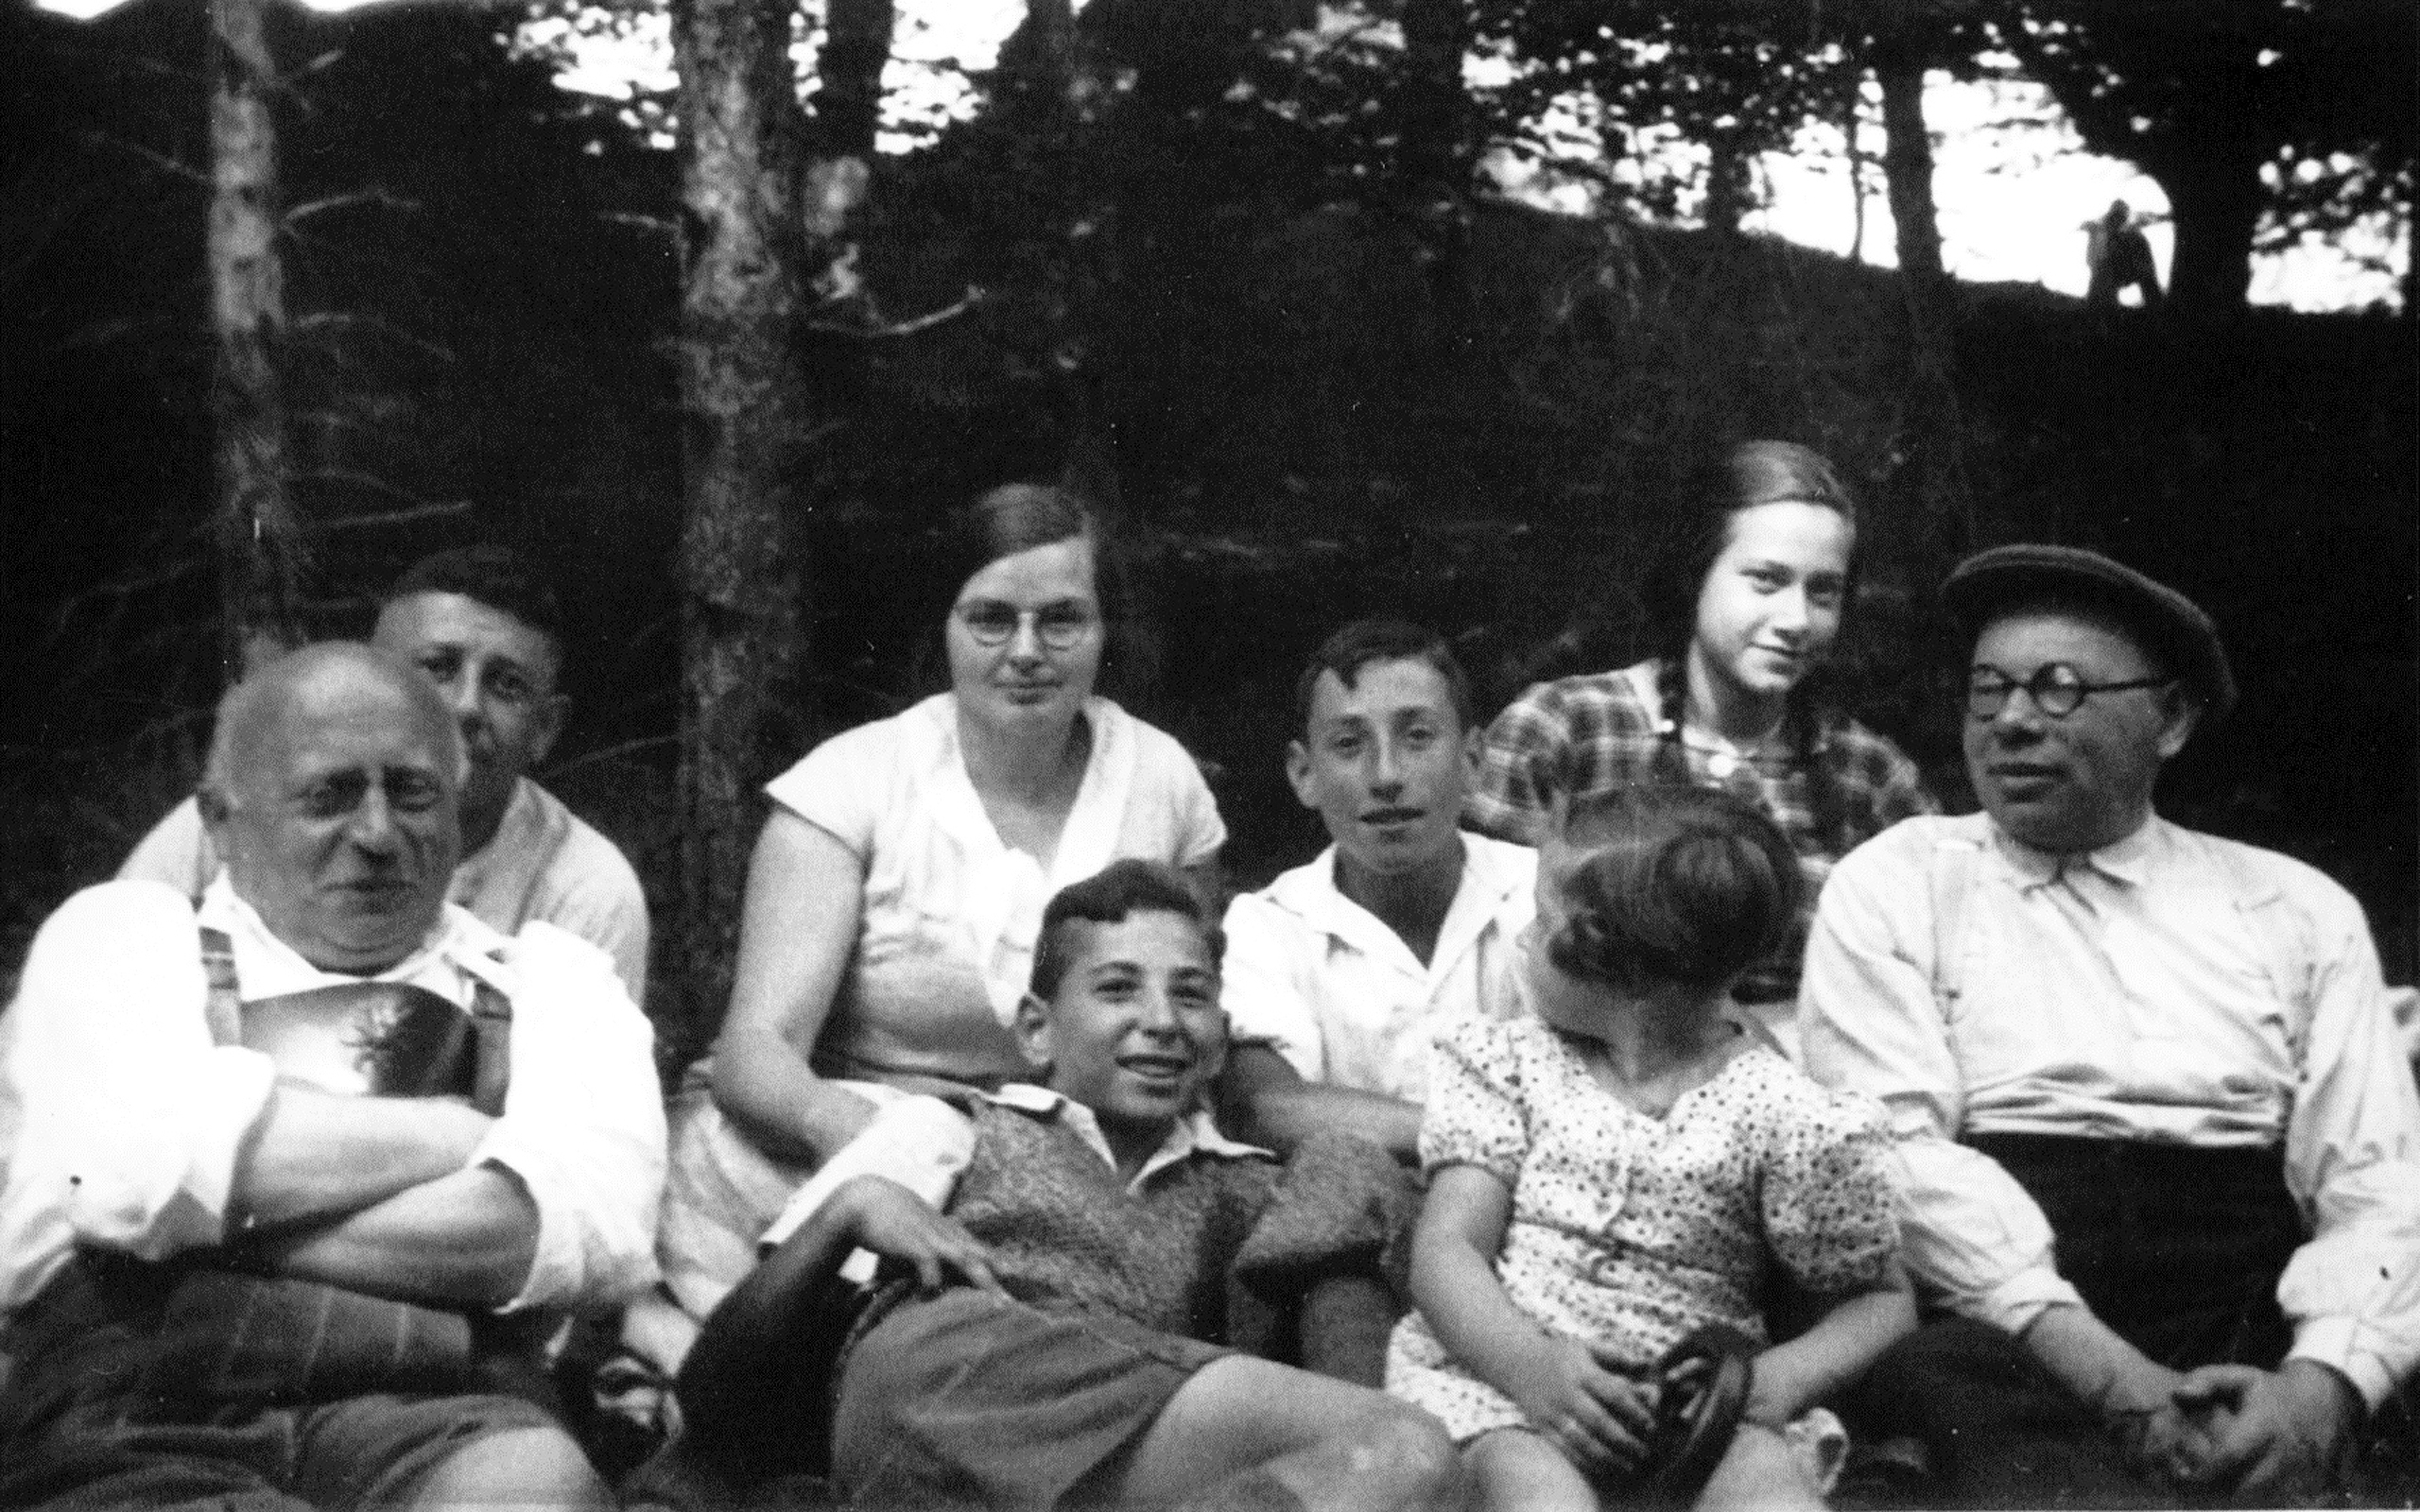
0 883 280 1311
464 921 667 1314
1799 831 2083 1334
1219 892 1323 1081
2271 881 2420 1408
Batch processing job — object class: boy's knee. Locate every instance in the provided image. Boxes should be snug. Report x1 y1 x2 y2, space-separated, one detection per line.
411 1425 607 1510
1345 1400 1461 1500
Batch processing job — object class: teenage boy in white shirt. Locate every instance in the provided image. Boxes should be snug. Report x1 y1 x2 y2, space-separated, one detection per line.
1218 620 1536 1161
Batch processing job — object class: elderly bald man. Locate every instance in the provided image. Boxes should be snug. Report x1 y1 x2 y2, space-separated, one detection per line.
122 546 651 1001
0 644 666 1509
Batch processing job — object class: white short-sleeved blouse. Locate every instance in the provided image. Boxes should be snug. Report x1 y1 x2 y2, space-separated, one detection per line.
765 693 1226 1032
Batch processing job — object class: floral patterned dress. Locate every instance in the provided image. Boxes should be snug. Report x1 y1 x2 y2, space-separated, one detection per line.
1386 1014 1898 1440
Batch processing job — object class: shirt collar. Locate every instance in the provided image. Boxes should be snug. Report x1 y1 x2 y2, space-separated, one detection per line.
198 873 497 997
1269 836 1530 980
985 1082 1269 1192
1989 811 2162 889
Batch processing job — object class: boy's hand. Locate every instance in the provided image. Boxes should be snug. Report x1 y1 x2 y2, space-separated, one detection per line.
1510 1335 1658 1482
832 1175 1006 1296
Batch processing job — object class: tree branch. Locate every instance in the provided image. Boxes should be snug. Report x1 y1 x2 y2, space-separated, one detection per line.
804 284 985 338
286 187 423 227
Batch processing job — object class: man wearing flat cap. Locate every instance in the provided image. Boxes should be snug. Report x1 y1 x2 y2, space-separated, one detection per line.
1802 545 2420 1505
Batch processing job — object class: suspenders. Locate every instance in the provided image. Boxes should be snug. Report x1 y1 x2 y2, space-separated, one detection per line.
197 925 514 1116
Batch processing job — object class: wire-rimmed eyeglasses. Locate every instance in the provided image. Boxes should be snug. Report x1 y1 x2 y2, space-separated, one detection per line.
957 601 1098 650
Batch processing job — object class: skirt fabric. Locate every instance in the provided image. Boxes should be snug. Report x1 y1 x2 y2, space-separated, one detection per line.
830 1286 1229 1511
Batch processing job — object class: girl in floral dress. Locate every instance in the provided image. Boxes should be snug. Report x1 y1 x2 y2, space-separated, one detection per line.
1389 786 1913 1510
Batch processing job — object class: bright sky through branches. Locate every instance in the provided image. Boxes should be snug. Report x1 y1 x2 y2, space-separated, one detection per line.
38 0 2406 311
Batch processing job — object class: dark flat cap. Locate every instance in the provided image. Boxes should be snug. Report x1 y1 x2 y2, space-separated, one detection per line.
1943 544 2237 722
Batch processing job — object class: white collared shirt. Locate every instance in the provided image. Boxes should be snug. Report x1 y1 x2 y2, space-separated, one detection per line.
118 777 652 1002
0 876 666 1317
1802 811 2420 1406
758 1085 1267 1259
767 694 1225 1031
1219 833 1537 1102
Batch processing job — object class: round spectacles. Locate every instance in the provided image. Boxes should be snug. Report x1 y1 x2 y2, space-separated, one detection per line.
957 601 1098 651
1967 663 2174 720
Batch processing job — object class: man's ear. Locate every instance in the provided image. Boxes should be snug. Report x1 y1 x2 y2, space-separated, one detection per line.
1458 727 1484 790
2155 691 2202 762
196 784 233 828
1284 739 1318 810
526 693 569 768
1011 991 1055 1074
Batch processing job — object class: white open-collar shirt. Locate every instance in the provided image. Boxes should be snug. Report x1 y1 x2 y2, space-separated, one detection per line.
1220 833 1538 1102
1802 811 2420 1407
0 875 666 1319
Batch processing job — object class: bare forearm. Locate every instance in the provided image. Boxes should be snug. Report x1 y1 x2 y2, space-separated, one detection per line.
236 1086 493 1228
255 1167 537 1310
711 1028 882 1165
2023 1302 2172 1415
1746 1271 1916 1424
1410 1231 1555 1393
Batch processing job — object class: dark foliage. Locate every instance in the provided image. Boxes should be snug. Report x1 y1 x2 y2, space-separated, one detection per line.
1 0 2410 1011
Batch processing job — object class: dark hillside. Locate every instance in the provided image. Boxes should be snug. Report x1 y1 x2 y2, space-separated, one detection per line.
1 13 2409 1008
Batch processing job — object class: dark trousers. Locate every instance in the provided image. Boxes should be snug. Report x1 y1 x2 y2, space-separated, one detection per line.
1850 1136 2304 1510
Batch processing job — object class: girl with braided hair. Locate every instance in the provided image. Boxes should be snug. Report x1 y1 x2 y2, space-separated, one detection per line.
1389 787 1913 1512
1467 440 1934 1032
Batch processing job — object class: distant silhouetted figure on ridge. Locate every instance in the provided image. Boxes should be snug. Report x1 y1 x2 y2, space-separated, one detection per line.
2084 199 2163 309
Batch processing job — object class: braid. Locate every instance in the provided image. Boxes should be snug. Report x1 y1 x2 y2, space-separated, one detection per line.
1787 682 1852 860
1651 654 1693 787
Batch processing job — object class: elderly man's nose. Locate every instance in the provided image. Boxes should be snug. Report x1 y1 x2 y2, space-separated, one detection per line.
347 790 402 850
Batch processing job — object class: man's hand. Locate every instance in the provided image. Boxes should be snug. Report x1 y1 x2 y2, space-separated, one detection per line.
2163 1360 2360 1503
1506 1334 1659 1483
830 1175 1004 1296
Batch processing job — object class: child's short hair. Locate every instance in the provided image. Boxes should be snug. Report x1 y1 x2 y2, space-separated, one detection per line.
1029 859 1224 1002
1292 619 1473 737
1545 786 1802 996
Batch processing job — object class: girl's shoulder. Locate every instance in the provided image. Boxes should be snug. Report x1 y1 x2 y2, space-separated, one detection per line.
1703 1041 1890 1145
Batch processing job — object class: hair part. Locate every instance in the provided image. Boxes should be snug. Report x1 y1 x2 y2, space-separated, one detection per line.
929 482 1152 699
1545 785 1802 996
1293 618 1473 737
1640 439 1862 856
1029 858 1223 1004
384 545 566 652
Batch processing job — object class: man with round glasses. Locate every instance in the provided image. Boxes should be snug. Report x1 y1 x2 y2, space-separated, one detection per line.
1801 544 2419 1505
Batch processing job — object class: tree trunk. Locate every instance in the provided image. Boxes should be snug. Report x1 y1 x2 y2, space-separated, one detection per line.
1703 131 1752 238
998 0 1077 108
1871 36 1970 571
208 0 303 683
2150 150 2262 318
1400 0 1468 195
671 0 818 1054
1874 41 1943 293
814 0 893 160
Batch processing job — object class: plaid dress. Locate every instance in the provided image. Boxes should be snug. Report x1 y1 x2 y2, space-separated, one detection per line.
1466 659 1934 996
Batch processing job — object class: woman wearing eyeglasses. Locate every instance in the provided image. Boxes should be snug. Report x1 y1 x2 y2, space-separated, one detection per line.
654 483 1224 1336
